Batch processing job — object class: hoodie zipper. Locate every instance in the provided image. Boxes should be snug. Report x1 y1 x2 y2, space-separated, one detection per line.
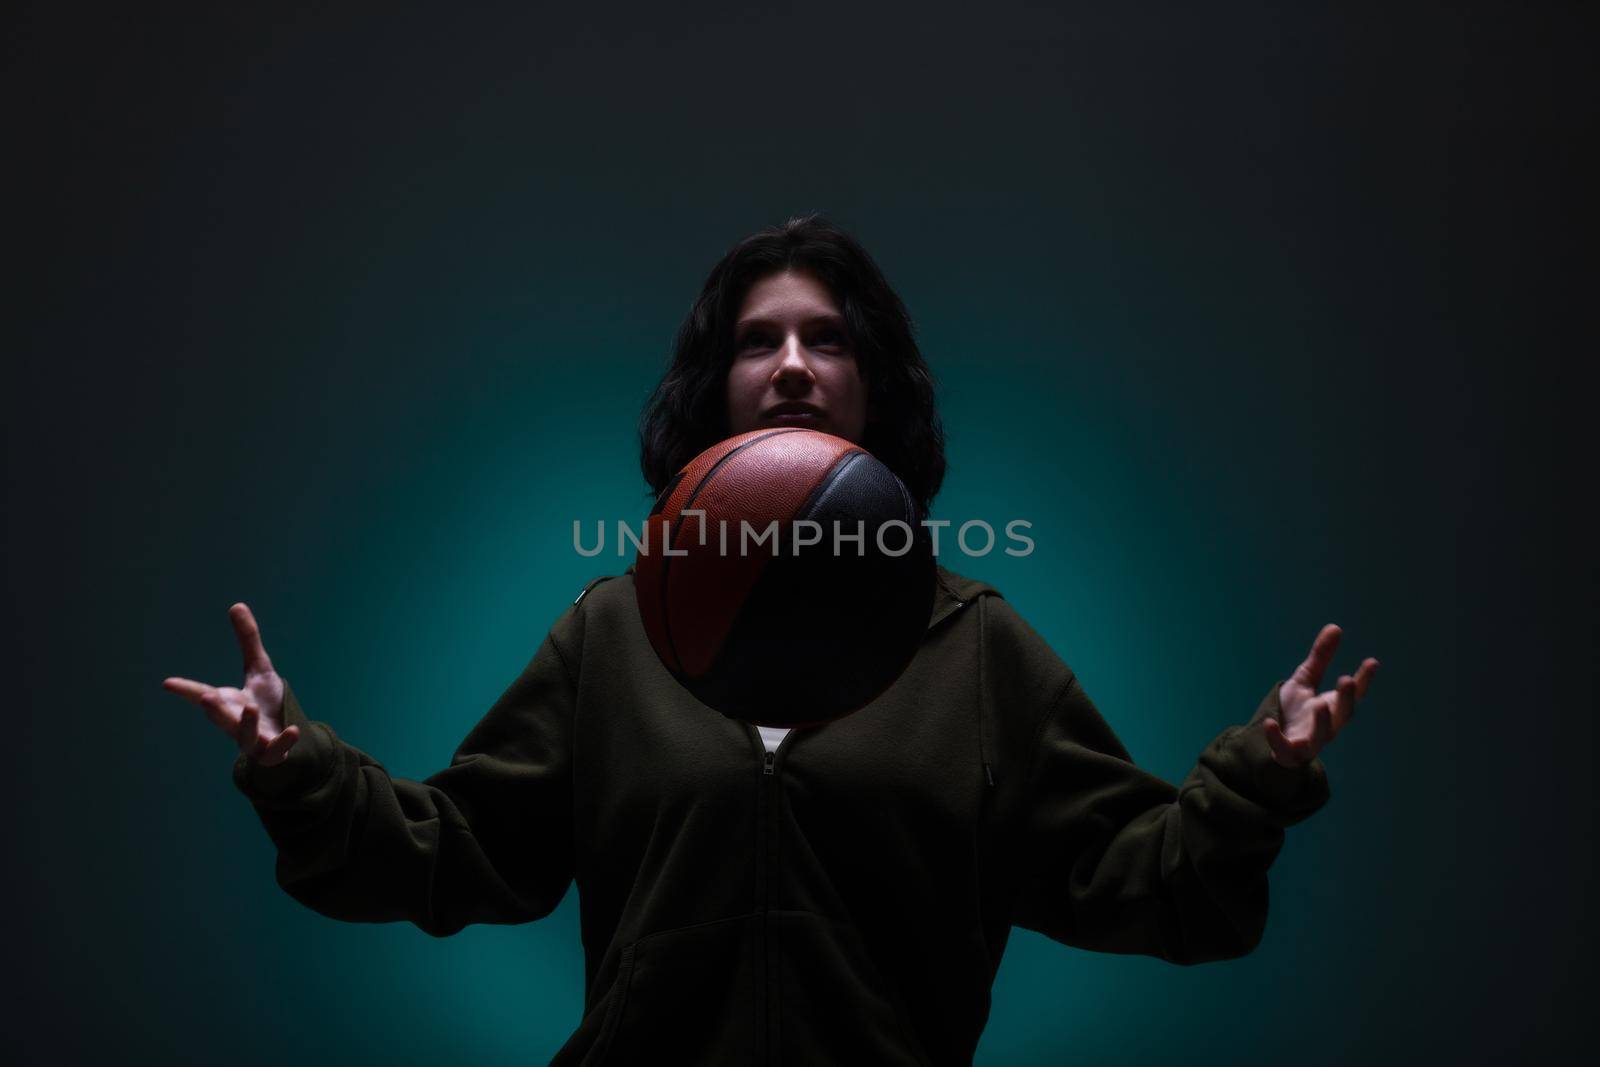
763 740 777 1064
755 726 799 1065
746 590 982 1064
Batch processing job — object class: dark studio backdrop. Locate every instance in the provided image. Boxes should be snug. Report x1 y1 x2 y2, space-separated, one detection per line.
7 2 1590 1064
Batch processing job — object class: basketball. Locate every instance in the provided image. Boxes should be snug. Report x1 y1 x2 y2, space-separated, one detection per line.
633 428 935 728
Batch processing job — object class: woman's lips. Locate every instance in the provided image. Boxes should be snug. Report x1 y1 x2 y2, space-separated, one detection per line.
768 411 823 422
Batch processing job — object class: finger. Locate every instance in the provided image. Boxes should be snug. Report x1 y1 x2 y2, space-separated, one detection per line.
230 603 275 676
163 677 216 707
1293 725 1316 763
237 703 261 757
1312 698 1335 752
1262 718 1300 766
258 726 301 767
1274 706 1318 763
1291 624 1343 691
1354 657 1379 700
1331 675 1357 733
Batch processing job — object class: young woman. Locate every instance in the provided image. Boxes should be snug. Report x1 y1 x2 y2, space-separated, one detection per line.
164 215 1378 1066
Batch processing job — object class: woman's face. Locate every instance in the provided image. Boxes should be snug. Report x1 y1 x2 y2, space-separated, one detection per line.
724 269 868 444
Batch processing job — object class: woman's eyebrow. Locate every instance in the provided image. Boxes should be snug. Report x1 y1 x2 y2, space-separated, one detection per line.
735 313 849 330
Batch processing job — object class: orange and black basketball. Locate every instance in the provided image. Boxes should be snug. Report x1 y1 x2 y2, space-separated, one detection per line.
633 428 934 728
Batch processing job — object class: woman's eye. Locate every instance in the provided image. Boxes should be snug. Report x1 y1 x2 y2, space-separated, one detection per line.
737 329 847 351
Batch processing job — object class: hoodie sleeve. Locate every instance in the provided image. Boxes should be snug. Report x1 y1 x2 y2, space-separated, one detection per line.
230 606 580 938
1010 671 1330 965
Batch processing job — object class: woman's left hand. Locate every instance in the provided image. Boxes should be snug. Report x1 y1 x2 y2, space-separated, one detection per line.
1266 624 1379 767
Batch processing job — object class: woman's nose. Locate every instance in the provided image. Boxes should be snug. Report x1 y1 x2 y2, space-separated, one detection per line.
772 337 815 381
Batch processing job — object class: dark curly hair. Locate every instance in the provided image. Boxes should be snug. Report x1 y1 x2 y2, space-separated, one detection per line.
638 214 947 517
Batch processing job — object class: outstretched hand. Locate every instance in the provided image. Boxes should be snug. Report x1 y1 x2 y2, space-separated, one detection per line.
163 603 301 766
1265 624 1378 767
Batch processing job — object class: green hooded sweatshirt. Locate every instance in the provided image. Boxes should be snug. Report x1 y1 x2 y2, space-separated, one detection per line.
233 564 1329 1065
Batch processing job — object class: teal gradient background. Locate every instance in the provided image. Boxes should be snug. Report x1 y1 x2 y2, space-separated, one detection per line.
8 3 1588 1064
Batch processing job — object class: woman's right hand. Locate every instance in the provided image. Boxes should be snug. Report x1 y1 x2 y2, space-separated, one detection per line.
164 603 301 766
